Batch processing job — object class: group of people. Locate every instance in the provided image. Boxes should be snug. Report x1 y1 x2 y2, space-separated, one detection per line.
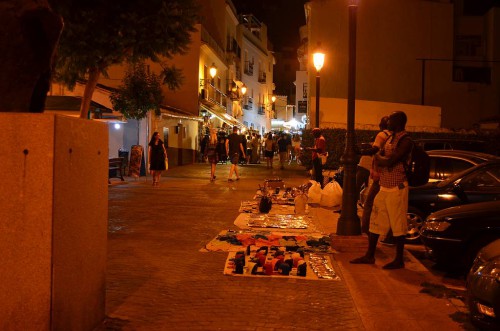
300 111 413 270
201 128 303 181
351 111 412 270
147 111 411 270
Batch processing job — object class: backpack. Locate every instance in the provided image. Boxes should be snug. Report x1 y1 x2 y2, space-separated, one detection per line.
398 135 430 187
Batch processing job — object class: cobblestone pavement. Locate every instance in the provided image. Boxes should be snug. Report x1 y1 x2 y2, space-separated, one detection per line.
101 162 474 331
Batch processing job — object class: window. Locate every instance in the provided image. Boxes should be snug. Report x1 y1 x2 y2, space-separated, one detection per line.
429 157 474 181
460 165 500 190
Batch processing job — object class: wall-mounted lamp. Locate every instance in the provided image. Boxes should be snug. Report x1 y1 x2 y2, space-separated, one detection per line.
209 63 217 79
240 84 247 96
271 95 276 103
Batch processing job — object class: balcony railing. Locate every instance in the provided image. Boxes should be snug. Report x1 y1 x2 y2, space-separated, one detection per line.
200 26 225 62
199 81 227 110
258 71 266 83
257 104 265 115
244 61 254 76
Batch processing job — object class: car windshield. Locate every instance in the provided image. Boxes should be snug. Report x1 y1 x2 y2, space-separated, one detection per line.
437 166 474 188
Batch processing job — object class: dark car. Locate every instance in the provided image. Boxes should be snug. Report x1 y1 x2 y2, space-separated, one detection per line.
420 200 500 269
467 239 500 330
407 160 500 241
426 150 498 182
415 138 488 153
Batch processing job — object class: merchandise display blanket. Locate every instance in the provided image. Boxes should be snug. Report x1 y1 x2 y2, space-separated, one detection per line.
234 213 318 232
202 230 333 253
224 248 340 281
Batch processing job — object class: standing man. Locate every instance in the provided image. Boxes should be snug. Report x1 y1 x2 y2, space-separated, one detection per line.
358 116 390 234
350 111 412 269
226 126 246 182
307 128 326 187
277 133 288 170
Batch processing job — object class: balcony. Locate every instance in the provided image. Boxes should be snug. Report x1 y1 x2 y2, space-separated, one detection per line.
199 81 227 110
257 104 265 115
258 71 266 83
244 61 254 76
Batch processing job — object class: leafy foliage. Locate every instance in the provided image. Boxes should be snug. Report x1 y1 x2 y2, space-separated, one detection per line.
50 0 198 89
110 63 163 120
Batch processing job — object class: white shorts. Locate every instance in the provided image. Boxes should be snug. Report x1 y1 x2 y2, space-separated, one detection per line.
369 184 409 237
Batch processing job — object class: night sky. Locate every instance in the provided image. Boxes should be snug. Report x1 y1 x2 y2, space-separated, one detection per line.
231 0 307 50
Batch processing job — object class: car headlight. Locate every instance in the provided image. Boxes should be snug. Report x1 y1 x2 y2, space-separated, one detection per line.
422 220 451 232
475 257 500 283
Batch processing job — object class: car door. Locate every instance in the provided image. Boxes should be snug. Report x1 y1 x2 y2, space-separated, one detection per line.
457 164 500 204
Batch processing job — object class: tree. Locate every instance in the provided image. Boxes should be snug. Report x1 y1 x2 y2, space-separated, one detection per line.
110 63 163 120
49 0 198 118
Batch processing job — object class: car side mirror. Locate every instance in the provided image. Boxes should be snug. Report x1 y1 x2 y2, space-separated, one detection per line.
451 182 468 202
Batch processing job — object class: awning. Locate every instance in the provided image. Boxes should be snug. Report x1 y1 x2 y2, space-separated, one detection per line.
200 104 247 130
160 105 203 122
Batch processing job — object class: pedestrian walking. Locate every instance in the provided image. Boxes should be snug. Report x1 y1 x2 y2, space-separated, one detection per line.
350 111 412 269
205 128 219 181
306 128 326 187
277 133 288 170
148 131 167 187
250 133 260 163
357 116 390 234
264 133 275 169
225 126 246 181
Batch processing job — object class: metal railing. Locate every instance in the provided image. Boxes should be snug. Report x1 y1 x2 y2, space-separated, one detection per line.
258 71 266 83
200 81 227 110
244 61 254 75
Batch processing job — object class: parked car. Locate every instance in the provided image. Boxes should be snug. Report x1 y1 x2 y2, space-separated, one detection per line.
420 200 500 269
426 150 498 182
407 160 500 241
467 239 500 330
415 138 488 153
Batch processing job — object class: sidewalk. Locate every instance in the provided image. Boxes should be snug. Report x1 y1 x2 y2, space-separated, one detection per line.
102 162 472 330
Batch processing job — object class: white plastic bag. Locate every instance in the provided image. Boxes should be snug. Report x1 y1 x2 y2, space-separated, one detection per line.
320 181 343 208
307 180 322 204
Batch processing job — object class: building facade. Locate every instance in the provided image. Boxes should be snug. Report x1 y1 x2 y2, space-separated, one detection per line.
303 0 500 130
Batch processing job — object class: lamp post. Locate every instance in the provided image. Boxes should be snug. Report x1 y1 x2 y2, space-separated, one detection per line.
337 0 361 236
313 47 325 128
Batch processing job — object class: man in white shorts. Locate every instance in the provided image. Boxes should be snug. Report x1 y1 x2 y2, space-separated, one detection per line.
350 111 412 269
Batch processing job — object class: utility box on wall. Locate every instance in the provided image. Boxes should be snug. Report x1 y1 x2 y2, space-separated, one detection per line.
0 113 108 331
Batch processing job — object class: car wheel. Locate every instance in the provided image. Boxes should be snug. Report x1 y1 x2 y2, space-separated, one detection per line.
406 207 425 243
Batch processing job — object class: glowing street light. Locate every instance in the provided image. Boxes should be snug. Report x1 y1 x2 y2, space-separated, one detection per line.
209 63 217 79
313 45 325 128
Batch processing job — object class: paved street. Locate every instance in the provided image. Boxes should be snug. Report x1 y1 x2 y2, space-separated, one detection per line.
101 162 475 330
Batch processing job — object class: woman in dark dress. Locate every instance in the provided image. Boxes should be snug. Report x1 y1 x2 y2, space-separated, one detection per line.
148 131 167 187
204 128 219 181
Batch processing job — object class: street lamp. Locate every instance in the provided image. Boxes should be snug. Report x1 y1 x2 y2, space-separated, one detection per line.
240 84 247 96
313 46 325 128
337 0 361 235
209 63 217 85
271 95 276 103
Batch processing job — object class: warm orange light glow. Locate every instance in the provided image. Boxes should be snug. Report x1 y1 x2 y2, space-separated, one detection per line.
209 63 217 79
271 95 276 103
240 85 247 95
313 51 325 72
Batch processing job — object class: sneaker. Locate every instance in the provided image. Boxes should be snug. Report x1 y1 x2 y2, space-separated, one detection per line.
349 256 375 264
382 260 405 269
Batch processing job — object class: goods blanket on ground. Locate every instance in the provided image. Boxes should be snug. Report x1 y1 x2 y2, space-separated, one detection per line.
234 213 318 232
202 230 333 252
224 251 340 281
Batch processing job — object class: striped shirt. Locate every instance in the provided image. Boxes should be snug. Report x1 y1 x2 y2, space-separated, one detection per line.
379 131 408 188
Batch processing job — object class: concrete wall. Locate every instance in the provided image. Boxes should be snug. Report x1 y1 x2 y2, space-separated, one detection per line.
0 113 107 330
311 97 441 131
